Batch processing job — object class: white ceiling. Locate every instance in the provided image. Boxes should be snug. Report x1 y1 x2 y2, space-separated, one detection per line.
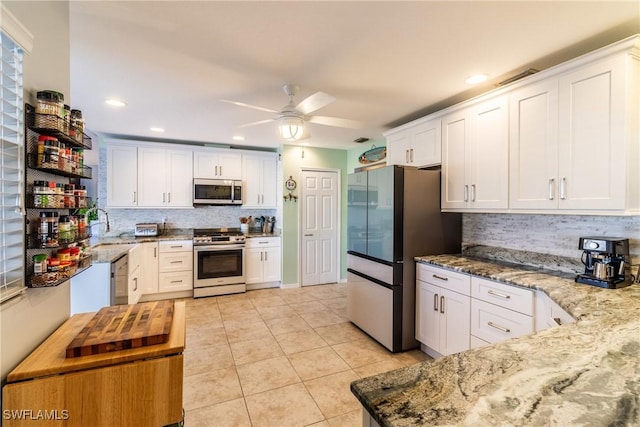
69 1 639 151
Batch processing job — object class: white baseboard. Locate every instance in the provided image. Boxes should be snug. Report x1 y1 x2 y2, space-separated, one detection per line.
246 282 280 291
280 282 301 289
139 290 193 302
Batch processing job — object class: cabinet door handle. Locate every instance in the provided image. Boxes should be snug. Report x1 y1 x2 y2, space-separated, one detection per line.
553 317 562 326
405 149 409 163
548 178 555 200
264 251 268 261
433 293 439 311
464 185 469 202
133 277 138 292
560 177 567 200
133 191 137 203
260 252 263 261
488 321 510 333
215 165 218 176
168 192 171 203
257 195 260 204
219 166 222 176
471 184 476 202
440 296 445 314
163 192 166 203
410 148 414 163
154 248 157 257
488 289 511 299
432 274 449 281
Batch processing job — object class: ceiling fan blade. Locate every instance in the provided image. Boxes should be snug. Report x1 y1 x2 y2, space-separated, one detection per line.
309 115 363 129
237 119 274 129
296 91 336 115
219 99 278 114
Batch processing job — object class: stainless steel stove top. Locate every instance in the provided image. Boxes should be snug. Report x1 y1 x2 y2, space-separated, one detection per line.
193 228 246 245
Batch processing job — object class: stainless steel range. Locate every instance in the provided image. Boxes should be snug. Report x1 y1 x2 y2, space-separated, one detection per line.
193 228 246 298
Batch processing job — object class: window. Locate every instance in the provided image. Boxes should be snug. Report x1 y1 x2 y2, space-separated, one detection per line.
0 31 26 303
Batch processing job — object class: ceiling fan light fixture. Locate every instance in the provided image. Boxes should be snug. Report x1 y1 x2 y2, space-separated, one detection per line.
278 115 305 141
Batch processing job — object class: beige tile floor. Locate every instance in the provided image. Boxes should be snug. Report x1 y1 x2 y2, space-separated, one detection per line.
181 283 432 427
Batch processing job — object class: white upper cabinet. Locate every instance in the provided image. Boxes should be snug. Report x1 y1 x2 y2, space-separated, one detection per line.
509 39 639 213
242 153 278 209
107 144 138 207
442 95 509 211
509 80 559 210
193 150 242 180
385 117 441 168
557 54 628 211
138 147 193 208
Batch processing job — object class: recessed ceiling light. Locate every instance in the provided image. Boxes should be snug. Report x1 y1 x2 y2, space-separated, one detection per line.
105 98 127 107
465 74 488 85
232 136 245 141
150 127 165 133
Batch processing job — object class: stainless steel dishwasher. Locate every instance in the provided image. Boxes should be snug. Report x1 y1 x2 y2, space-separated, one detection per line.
111 253 129 305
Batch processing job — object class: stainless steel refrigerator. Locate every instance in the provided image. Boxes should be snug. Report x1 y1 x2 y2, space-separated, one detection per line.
347 165 461 352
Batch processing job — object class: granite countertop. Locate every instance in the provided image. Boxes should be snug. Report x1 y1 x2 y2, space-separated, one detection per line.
351 254 640 426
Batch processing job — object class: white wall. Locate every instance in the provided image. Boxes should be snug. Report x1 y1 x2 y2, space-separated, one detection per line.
1 1 71 384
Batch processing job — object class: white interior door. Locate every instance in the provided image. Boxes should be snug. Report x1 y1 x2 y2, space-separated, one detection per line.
301 169 339 286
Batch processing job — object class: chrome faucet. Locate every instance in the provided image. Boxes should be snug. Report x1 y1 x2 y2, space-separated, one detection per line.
85 207 110 232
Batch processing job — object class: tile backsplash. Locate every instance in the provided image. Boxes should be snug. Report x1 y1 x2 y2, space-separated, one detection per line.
462 213 640 272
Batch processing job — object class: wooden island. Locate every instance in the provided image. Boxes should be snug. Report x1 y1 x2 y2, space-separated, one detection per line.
2 301 185 427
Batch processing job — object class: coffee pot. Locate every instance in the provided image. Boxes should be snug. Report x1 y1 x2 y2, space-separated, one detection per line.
576 237 630 289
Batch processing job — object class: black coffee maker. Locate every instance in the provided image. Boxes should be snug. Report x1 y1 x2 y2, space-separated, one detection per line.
576 237 630 289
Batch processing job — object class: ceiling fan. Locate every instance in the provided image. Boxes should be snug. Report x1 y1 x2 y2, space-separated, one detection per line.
221 84 362 141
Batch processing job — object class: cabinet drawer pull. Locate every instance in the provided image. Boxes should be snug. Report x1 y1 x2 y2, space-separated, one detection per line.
434 293 438 311
170 280 183 284
560 177 567 200
440 296 445 314
170 245 183 248
487 289 511 299
548 178 555 200
488 321 510 333
170 261 182 264
432 274 449 281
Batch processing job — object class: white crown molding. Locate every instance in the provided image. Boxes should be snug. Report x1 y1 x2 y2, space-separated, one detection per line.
1 4 34 54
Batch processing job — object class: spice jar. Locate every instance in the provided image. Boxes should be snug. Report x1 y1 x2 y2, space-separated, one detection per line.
39 212 58 247
64 184 75 208
35 90 64 128
33 254 48 274
74 185 87 208
69 247 80 263
40 135 59 169
57 248 71 264
62 104 70 133
58 215 72 242
70 109 84 143
33 180 49 208
47 257 60 273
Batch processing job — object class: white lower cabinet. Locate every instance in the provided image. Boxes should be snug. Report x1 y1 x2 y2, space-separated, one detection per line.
140 242 159 295
535 290 575 332
245 237 281 285
415 264 471 357
470 277 534 344
127 244 142 304
158 240 193 293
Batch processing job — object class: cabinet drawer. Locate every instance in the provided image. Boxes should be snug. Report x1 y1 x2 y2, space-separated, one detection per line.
246 237 280 248
159 271 193 293
159 252 193 273
416 264 471 296
471 277 534 315
471 299 534 344
159 240 193 253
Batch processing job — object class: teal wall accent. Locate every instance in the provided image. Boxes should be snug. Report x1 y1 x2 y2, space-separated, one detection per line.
281 145 348 285
347 138 386 173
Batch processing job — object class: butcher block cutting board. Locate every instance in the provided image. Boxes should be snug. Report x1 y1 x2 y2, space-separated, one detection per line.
66 301 174 358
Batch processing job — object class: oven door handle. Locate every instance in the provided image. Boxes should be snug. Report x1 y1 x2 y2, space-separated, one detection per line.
194 244 245 251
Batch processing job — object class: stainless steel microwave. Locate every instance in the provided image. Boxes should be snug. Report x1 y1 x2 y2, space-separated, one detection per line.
193 179 243 205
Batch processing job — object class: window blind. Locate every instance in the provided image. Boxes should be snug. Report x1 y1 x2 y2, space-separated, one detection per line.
0 31 26 303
